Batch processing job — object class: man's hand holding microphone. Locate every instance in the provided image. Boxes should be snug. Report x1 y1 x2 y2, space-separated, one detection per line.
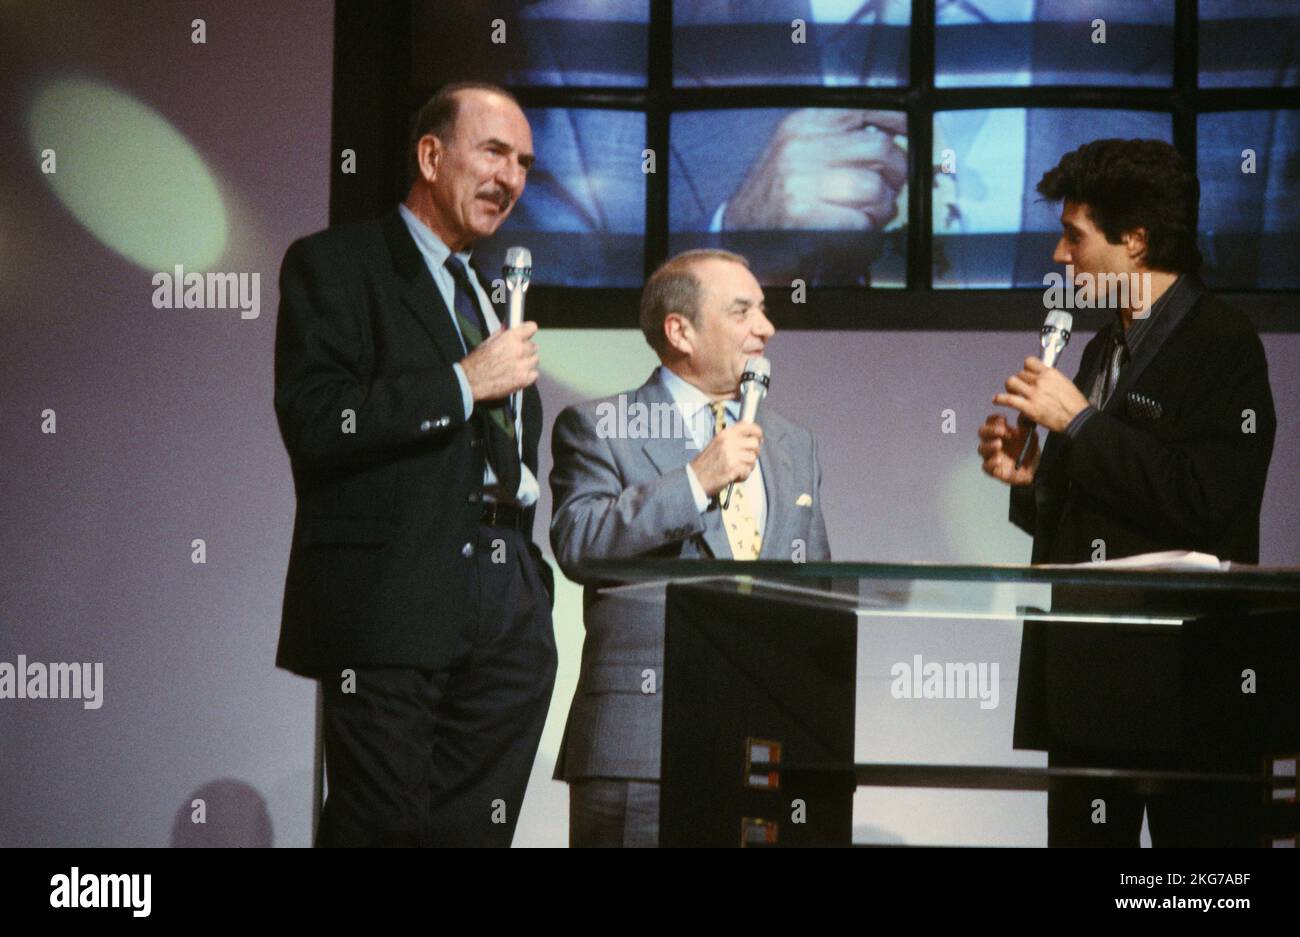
460 321 539 402
461 245 539 403
690 421 764 499
979 310 1086 487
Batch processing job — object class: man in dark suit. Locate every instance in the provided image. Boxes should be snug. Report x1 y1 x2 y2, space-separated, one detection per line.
274 82 557 847
977 138 1276 846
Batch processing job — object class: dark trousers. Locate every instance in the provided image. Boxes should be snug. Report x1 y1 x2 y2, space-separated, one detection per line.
1046 747 1261 847
317 525 557 847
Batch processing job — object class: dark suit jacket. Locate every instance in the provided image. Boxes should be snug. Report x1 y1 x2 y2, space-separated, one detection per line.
1010 277 1276 750
273 209 549 678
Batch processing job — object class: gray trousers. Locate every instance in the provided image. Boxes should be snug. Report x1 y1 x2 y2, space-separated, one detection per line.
568 779 660 848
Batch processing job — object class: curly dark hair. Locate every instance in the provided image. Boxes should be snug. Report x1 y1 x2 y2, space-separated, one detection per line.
1036 139 1201 273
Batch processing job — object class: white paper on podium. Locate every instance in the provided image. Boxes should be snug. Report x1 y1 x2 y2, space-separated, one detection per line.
1040 550 1229 571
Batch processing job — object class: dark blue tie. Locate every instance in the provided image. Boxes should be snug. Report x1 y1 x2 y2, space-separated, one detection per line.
444 255 521 499
444 254 490 345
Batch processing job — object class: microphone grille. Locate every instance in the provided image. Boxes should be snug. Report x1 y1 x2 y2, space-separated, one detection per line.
504 246 532 269
743 355 771 379
1044 310 1073 333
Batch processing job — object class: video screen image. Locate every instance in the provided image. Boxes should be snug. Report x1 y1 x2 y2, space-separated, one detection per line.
669 108 910 287
411 0 649 88
673 0 910 88
407 0 1300 295
477 107 646 288
932 108 1173 288
1199 0 1299 88
935 0 1173 88
1198 110 1300 289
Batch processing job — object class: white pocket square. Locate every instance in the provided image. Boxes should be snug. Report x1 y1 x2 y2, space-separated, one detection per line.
795 493 813 507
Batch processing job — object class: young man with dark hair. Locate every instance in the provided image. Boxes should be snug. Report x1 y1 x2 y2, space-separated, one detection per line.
977 138 1276 846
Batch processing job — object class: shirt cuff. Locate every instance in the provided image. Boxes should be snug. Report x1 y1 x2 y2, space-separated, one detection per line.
708 201 728 234
1064 405 1097 439
685 464 710 513
452 363 473 421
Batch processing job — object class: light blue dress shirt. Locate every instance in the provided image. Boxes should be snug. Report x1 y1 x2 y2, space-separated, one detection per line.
398 204 539 507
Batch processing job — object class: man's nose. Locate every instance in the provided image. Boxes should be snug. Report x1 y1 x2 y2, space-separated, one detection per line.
753 309 775 341
1052 238 1071 265
498 157 527 195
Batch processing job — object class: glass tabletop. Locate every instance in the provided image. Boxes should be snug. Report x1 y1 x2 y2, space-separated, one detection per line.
583 560 1300 625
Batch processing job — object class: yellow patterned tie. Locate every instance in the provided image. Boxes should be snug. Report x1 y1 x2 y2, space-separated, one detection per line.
710 401 762 560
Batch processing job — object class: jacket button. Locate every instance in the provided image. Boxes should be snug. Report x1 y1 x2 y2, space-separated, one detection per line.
419 419 432 432
469 438 481 449
436 416 450 427
461 542 474 558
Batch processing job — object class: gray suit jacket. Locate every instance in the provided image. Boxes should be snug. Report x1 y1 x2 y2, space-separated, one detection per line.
550 368 831 780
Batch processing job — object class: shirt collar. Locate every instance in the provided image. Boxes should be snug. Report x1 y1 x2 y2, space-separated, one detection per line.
1114 272 1186 352
656 366 740 421
398 203 474 275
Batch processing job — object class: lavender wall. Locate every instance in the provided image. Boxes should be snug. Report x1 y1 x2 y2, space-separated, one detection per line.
1 1 333 847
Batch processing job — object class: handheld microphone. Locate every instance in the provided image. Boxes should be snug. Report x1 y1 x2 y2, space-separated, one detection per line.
502 247 532 420
503 246 532 330
1014 310 1074 469
722 356 771 509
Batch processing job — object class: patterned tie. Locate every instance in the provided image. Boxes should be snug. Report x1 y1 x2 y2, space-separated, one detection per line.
710 401 762 560
444 255 521 499
1096 331 1128 410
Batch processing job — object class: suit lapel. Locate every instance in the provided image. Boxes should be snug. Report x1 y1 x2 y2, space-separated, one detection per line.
756 414 793 560
382 210 466 368
1102 276 1203 415
637 373 694 474
635 373 734 560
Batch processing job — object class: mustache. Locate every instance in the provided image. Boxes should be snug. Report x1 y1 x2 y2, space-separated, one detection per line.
478 188 512 211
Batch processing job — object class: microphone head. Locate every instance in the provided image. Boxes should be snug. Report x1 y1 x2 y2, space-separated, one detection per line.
739 355 771 394
1041 310 1073 349
503 246 532 290
1039 311 1073 368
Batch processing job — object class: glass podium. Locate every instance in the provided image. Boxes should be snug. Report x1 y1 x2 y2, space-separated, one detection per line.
581 560 1300 847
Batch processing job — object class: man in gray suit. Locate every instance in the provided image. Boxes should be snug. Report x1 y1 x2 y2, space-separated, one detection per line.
549 249 831 847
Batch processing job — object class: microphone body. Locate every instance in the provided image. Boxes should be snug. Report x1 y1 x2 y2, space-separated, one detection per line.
501 247 533 419
1014 310 1074 469
507 288 525 330
722 357 771 509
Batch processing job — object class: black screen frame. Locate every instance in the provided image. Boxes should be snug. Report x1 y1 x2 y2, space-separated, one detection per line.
329 0 1300 332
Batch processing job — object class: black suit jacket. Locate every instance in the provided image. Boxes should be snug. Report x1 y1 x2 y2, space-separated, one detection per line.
1010 278 1276 750
273 210 550 678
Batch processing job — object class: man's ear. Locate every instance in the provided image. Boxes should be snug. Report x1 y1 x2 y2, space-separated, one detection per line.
417 135 442 184
1123 226 1149 265
663 312 693 357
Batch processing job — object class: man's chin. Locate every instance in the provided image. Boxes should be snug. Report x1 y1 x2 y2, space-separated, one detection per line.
471 212 509 240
